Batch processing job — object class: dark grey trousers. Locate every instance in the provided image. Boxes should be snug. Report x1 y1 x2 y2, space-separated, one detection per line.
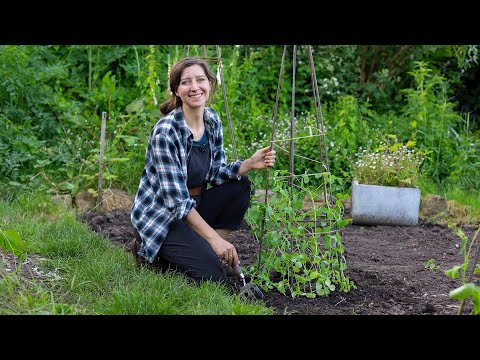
137 175 252 284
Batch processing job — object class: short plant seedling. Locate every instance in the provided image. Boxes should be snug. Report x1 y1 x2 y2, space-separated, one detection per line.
424 259 440 272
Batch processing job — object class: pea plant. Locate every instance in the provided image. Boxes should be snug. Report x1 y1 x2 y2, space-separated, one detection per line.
444 227 480 315
246 170 355 298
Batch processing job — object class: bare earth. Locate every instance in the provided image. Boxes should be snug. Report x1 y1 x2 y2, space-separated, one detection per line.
83 209 478 315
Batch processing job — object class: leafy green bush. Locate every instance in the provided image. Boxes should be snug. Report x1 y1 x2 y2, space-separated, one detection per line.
352 136 425 188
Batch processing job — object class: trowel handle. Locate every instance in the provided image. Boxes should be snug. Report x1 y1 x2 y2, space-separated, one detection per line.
233 263 243 276
233 263 246 287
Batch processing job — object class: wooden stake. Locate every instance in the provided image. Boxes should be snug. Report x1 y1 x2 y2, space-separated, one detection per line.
97 112 107 212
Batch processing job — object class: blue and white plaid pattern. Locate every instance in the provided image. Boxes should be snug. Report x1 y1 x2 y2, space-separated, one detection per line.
131 107 242 263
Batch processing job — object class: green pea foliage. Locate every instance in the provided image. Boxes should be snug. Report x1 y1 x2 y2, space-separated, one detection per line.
246 171 355 298
444 227 480 315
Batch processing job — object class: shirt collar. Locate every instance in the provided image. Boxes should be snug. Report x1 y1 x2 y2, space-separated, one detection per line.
173 107 215 138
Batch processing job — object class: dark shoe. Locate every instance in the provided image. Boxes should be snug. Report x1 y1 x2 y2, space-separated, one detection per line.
129 238 145 268
152 255 170 273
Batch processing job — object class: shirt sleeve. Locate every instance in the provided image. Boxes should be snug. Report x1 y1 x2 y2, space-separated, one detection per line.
151 131 195 220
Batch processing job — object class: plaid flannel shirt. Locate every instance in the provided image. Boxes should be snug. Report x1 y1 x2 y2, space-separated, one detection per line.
131 107 243 263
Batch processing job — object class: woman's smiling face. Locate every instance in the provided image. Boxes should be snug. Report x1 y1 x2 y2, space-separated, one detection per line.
175 64 211 111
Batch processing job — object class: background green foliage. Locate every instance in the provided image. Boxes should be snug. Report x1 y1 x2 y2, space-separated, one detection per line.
1 45 479 199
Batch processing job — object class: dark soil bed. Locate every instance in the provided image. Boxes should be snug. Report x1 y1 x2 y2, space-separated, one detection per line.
84 209 478 315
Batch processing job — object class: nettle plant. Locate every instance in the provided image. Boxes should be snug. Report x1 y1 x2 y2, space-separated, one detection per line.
246 170 355 298
352 137 426 188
